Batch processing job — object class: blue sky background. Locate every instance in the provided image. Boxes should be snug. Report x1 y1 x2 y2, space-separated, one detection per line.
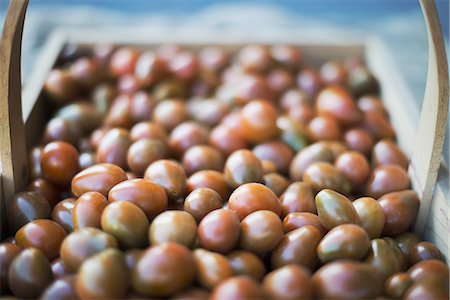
5 0 447 38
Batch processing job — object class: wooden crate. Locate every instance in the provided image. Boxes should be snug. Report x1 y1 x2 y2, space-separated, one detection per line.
1 0 449 259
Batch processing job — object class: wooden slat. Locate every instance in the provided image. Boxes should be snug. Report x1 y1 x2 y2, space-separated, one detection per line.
365 37 418 157
0 174 4 239
422 165 449 261
22 32 67 149
410 0 449 234
22 31 67 122
0 0 29 225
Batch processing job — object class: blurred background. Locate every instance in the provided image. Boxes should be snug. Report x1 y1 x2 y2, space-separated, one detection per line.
0 0 449 161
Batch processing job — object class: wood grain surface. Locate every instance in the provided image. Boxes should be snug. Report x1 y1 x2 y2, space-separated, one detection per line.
410 0 449 235
0 0 29 239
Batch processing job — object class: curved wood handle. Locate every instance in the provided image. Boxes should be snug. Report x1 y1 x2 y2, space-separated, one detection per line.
410 0 449 234
0 0 29 213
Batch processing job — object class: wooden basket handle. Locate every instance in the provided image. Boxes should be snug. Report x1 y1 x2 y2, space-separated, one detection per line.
411 0 449 234
0 0 29 214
